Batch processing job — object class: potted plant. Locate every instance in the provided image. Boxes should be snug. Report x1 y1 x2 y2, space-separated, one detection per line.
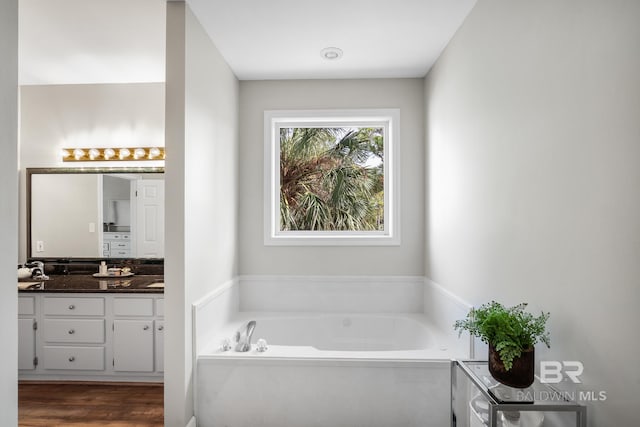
454 301 550 388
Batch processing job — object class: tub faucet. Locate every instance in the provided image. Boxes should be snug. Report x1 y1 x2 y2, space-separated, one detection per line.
234 320 256 352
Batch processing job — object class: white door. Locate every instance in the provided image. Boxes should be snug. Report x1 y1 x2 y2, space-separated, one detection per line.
18 318 36 370
135 179 165 258
155 320 164 373
113 320 154 372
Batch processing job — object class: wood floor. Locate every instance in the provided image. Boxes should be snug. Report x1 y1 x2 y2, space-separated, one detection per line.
19 382 164 427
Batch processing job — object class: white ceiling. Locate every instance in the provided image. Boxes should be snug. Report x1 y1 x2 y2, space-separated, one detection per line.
188 0 477 80
18 0 476 85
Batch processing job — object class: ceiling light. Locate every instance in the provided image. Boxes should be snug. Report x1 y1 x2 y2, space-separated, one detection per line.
320 47 343 61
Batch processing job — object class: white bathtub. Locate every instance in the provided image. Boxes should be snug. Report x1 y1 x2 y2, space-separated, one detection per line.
246 313 432 351
197 312 467 427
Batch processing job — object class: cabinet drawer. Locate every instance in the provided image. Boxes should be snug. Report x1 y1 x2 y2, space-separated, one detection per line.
156 299 164 317
114 298 153 316
111 241 130 249
18 297 35 315
104 233 131 240
43 319 105 343
42 346 105 371
111 250 131 257
43 297 105 316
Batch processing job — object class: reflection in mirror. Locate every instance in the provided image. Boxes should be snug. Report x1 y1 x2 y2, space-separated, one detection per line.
27 168 164 260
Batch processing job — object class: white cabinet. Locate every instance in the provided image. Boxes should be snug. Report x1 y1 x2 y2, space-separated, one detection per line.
18 293 163 381
41 296 106 374
112 296 159 373
18 318 36 370
42 346 105 370
43 297 104 316
18 297 36 371
155 320 164 373
19 296 35 316
103 232 131 257
113 320 154 372
43 319 105 343
113 297 153 316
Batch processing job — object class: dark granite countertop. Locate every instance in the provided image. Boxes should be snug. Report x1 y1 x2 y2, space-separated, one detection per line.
18 274 164 293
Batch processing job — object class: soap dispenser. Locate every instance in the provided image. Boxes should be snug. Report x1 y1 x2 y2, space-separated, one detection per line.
99 261 108 275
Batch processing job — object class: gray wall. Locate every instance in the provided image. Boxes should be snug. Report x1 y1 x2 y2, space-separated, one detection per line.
0 0 18 424
425 0 640 424
164 3 240 425
239 79 425 276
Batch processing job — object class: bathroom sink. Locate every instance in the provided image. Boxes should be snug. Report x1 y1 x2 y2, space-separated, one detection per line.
146 282 164 288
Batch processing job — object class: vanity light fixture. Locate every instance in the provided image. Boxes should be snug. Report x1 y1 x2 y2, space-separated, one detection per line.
61 147 166 162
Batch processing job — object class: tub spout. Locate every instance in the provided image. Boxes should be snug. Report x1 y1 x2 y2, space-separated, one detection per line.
235 320 256 352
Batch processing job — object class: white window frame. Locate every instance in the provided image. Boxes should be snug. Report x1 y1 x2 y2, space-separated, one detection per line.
264 109 400 246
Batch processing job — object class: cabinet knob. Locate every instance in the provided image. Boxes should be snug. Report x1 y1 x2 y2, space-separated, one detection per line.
68 304 75 310
158 326 164 331
143 325 150 330
68 329 75 334
68 356 75 362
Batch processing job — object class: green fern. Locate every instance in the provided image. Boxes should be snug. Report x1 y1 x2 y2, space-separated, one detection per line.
454 301 550 370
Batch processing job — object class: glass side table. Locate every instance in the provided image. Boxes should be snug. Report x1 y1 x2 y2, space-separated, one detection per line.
452 360 586 427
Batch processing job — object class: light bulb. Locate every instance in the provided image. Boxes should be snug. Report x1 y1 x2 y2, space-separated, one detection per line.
73 149 85 160
134 148 146 159
149 147 161 159
119 148 131 159
104 148 115 159
88 148 100 160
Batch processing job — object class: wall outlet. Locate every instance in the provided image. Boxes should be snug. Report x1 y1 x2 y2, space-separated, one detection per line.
36 240 44 252
89 222 96 233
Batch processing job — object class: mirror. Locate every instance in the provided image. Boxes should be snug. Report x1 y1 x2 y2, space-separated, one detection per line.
27 167 164 260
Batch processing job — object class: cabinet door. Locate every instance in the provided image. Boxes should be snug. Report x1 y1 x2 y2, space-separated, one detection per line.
155 321 164 373
18 318 36 370
113 320 153 372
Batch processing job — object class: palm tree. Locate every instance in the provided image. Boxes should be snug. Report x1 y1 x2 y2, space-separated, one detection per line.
279 127 384 231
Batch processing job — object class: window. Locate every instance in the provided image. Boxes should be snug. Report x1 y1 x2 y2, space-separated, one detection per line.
264 109 399 246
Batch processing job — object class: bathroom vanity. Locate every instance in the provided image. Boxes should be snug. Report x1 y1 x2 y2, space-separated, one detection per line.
20 166 166 382
18 275 164 382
